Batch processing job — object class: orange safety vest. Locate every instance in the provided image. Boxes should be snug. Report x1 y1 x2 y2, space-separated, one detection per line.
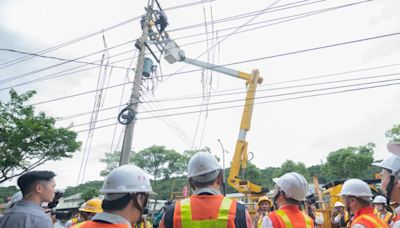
172 195 237 228
72 221 130 228
351 207 389 228
394 214 400 222
269 205 314 228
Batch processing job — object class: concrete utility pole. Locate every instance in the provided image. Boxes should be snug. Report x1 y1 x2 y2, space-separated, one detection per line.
119 0 155 165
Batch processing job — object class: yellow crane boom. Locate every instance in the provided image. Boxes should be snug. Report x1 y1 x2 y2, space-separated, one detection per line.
163 39 267 195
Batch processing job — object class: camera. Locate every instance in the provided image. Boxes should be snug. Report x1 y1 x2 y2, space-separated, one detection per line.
48 189 64 209
51 210 72 220
306 194 316 205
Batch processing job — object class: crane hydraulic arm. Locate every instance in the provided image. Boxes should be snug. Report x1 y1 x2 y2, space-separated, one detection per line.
163 40 267 195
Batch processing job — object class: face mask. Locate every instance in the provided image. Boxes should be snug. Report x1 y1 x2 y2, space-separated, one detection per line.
376 205 384 212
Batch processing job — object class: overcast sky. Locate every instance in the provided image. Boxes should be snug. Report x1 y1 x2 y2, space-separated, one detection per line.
1 0 400 189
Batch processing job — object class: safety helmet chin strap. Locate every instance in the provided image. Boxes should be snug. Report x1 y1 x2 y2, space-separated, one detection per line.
131 193 149 223
386 175 396 214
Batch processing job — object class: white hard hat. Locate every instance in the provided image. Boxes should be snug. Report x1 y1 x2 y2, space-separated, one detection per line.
100 164 155 196
339 179 373 201
5 191 22 210
388 142 400 156
372 195 387 204
273 172 308 201
334 201 345 208
187 152 221 181
372 154 400 174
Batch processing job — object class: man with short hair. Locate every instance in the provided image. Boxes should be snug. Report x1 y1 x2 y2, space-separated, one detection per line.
0 170 56 228
262 172 314 228
338 178 388 228
73 164 155 228
160 151 252 228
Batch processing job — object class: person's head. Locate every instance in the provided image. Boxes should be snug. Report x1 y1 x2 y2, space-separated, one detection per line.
17 171 56 204
257 196 272 213
187 152 223 191
372 153 400 203
372 195 387 212
100 164 155 224
334 201 345 212
272 172 308 208
79 198 103 221
339 179 372 213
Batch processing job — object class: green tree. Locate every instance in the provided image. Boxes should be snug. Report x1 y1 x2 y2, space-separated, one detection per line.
273 160 310 181
323 143 375 180
132 145 181 181
0 89 81 183
64 180 103 197
386 124 400 142
0 186 19 203
308 164 328 184
81 187 100 201
99 150 129 177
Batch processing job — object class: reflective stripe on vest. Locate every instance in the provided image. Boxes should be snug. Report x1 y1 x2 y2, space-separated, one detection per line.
275 210 312 228
180 197 232 228
352 214 388 227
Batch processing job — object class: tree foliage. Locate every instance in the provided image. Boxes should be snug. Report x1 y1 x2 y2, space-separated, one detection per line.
81 187 100 201
0 89 81 183
322 143 375 180
0 186 19 203
64 180 103 198
386 124 400 142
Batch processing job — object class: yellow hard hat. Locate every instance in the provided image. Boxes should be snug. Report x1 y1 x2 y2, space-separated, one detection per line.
79 198 103 213
257 196 272 206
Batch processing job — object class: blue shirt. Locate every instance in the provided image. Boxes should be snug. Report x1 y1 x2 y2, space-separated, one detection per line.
0 200 52 228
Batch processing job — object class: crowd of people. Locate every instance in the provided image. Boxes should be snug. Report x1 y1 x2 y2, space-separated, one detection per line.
1 142 400 228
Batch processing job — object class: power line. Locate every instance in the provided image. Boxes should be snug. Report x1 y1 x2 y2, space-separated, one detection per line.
0 39 136 85
173 0 369 43
0 0 215 69
69 73 400 128
74 80 400 133
0 49 136 92
54 61 400 121
168 0 327 33
28 29 400 106
0 0 364 90
0 0 335 87
0 48 133 70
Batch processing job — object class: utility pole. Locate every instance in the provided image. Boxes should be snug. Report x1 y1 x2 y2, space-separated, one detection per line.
119 0 155 165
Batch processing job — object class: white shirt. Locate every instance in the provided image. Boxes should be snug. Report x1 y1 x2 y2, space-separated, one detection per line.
392 220 400 228
261 215 273 228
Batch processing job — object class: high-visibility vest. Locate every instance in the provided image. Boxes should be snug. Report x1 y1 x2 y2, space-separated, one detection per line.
376 211 393 224
269 205 314 228
393 214 400 222
72 221 130 228
351 207 389 228
172 195 237 228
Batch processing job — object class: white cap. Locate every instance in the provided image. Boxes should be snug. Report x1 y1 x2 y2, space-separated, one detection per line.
101 164 155 199
334 201 345 208
339 179 373 201
187 152 221 182
372 154 400 174
273 172 308 201
388 142 400 156
5 191 22 210
372 195 387 204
